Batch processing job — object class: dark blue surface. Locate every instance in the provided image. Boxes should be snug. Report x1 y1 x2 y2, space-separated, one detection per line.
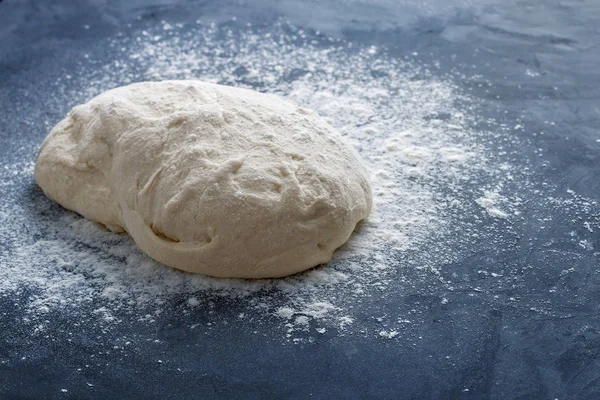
2 0 600 399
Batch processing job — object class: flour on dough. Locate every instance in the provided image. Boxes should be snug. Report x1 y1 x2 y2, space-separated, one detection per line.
35 80 372 278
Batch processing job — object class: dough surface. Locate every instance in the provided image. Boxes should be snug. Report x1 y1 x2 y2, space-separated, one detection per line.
35 80 372 278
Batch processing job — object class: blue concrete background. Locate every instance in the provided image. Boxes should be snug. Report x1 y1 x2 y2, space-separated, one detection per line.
1 0 600 398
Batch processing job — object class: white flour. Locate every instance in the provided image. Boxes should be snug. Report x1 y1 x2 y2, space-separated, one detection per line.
1 20 598 342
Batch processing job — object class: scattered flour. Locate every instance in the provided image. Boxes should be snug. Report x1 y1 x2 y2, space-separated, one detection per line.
378 330 400 339
475 190 509 219
1 19 598 342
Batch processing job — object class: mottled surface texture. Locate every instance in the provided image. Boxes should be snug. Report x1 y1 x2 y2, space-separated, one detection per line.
1 0 600 399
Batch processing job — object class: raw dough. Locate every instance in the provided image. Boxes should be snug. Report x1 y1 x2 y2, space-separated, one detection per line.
35 80 372 278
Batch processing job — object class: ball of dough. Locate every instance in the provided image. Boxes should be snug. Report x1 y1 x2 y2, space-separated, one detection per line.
35 80 372 278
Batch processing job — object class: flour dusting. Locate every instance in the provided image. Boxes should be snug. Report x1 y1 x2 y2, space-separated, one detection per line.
1 19 598 342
